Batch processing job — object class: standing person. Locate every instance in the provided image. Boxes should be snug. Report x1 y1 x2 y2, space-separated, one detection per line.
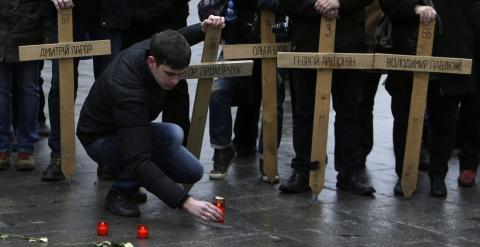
40 0 130 181
380 0 476 197
456 0 480 187
0 0 44 171
278 0 376 195
77 16 226 218
122 0 192 145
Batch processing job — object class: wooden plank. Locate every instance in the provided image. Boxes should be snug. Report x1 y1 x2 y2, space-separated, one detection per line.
184 60 254 79
374 53 472 74
401 21 436 198
19 40 111 61
57 9 75 181
260 10 278 183
187 28 222 158
223 42 291 59
310 17 336 197
277 52 374 69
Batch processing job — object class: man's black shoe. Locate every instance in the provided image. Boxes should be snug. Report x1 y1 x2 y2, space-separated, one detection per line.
336 174 376 195
209 146 237 179
97 163 113 180
106 188 140 217
279 171 310 193
419 147 430 171
393 180 403 196
429 174 447 197
41 155 65 181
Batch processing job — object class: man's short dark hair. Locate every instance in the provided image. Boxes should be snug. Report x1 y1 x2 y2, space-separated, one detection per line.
150 30 191 70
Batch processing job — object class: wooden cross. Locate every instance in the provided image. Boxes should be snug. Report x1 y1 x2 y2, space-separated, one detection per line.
18 10 111 181
186 28 254 158
278 18 471 198
374 21 472 198
277 17 375 197
222 11 292 183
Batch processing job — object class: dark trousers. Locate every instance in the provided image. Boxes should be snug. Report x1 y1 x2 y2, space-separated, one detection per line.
290 69 364 178
358 72 381 165
122 19 190 145
387 79 460 178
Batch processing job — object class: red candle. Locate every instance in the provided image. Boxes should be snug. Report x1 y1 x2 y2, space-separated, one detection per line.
214 196 225 223
97 221 109 236
137 224 149 239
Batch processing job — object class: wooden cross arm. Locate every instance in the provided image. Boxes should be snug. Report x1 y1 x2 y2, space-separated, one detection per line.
184 60 254 79
277 52 374 70
223 42 291 59
19 40 111 61
374 53 472 75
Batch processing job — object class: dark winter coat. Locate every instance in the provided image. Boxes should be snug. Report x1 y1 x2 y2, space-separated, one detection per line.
0 0 45 62
130 0 190 23
76 24 204 209
41 0 132 30
380 0 476 95
279 0 373 53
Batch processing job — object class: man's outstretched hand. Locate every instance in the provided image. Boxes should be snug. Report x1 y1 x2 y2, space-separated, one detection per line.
183 197 224 222
51 0 75 10
201 15 226 32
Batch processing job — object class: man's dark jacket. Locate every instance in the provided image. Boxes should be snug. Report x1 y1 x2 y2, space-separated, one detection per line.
380 0 476 95
279 0 373 53
77 24 204 209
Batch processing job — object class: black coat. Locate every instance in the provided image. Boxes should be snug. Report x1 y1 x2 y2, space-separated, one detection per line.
131 0 190 23
41 0 132 30
279 0 373 53
380 0 476 95
0 0 44 62
76 24 204 209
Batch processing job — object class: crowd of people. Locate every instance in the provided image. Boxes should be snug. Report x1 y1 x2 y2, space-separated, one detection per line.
0 0 478 221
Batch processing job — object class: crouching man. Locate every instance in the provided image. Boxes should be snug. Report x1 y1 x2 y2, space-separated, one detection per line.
77 16 225 220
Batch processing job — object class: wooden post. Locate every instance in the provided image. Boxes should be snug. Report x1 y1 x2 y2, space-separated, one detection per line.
19 10 111 181
222 11 292 183
187 27 222 158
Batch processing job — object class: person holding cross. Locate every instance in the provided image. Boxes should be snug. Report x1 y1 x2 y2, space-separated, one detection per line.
277 0 377 195
76 15 226 219
380 0 476 197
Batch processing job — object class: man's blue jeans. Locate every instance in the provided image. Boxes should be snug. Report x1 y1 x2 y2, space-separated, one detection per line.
48 22 122 155
84 123 204 191
0 61 40 153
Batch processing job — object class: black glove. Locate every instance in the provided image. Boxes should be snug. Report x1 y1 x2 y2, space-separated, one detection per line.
257 0 283 12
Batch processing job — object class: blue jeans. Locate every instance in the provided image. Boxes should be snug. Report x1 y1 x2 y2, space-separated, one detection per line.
0 62 40 153
48 22 122 155
84 123 204 191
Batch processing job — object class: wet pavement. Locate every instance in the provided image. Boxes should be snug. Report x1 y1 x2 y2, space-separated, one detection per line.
1 3 480 247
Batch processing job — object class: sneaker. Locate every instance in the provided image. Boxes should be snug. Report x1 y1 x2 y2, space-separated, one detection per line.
209 146 236 179
458 170 476 187
258 158 279 183
106 188 141 217
0 152 9 171
16 152 35 171
41 154 65 181
38 122 50 137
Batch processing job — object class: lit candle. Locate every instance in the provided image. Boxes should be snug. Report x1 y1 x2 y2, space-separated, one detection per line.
137 224 149 239
97 221 109 236
214 196 225 223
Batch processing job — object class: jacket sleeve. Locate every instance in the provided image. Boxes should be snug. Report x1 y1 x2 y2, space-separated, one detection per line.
112 71 189 209
177 23 205 46
379 0 420 23
339 0 374 14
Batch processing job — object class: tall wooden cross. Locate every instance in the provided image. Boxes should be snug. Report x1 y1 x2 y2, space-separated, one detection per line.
278 18 471 198
222 11 291 183
19 10 111 181
186 28 254 158
277 17 375 197
374 21 472 198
